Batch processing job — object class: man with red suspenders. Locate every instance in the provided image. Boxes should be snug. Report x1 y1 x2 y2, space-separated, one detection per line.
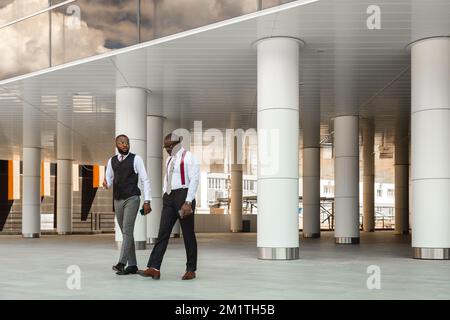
140 133 200 280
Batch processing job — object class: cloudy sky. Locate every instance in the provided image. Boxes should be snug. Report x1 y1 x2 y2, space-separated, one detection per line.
0 0 288 80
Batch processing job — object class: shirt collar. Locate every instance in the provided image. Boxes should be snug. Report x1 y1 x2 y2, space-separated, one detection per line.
173 146 184 158
118 152 129 158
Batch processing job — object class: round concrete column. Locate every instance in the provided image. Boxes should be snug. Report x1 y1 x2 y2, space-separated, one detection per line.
22 97 41 238
56 97 73 235
302 108 320 238
411 37 450 259
230 137 243 232
362 118 375 232
115 87 147 250
56 159 72 234
146 94 164 244
22 148 41 238
394 119 409 235
256 37 302 260
334 115 360 244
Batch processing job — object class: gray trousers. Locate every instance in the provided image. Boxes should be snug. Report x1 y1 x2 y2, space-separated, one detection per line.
114 195 140 266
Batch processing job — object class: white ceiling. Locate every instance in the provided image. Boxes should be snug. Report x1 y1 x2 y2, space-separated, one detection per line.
0 0 442 181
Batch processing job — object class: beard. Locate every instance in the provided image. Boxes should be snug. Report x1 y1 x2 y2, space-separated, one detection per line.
167 142 182 156
118 148 129 155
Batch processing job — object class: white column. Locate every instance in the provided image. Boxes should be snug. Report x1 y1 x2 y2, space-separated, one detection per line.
362 118 375 232
146 94 164 244
394 118 409 235
22 93 41 238
334 115 360 244
230 137 243 232
302 108 321 238
411 37 450 259
56 97 73 235
257 37 301 260
115 87 147 250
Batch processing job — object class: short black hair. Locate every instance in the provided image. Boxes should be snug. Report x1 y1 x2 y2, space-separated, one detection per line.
164 133 182 143
115 134 129 142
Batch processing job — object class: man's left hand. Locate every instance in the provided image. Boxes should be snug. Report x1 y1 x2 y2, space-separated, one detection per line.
180 202 193 218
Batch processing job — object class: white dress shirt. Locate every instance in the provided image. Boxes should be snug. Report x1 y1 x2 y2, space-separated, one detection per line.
163 147 200 202
105 153 152 201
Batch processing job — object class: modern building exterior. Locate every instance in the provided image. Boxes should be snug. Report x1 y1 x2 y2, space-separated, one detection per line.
0 0 449 300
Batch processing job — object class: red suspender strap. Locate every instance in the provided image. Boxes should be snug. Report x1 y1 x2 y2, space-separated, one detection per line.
180 150 187 186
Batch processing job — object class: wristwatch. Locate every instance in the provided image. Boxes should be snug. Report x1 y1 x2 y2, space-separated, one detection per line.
185 201 192 206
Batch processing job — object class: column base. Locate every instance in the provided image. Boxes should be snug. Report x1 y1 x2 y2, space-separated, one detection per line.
335 237 360 244
230 229 242 233
257 247 299 260
394 231 410 235
303 232 320 238
147 237 158 245
413 248 450 260
58 232 72 235
116 241 147 250
135 241 147 250
171 233 180 238
363 229 375 232
22 233 40 238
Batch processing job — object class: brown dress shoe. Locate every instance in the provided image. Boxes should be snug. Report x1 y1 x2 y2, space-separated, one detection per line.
182 271 196 280
138 268 160 280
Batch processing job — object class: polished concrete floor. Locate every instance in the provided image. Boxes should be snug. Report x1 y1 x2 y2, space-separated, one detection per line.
0 231 449 299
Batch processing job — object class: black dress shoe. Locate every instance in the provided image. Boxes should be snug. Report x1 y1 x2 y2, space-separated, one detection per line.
116 266 138 275
112 263 125 273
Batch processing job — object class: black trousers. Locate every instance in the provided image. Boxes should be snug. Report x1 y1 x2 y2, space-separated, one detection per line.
147 188 197 271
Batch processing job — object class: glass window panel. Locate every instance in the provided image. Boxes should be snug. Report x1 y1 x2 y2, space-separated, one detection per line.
0 10 50 79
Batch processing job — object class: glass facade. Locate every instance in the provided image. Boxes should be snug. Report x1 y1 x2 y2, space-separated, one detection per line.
0 0 295 81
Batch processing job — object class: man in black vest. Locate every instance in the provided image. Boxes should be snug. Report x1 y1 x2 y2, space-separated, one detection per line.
103 134 152 275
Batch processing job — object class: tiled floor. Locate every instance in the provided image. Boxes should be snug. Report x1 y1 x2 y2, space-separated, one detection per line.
1 231 449 299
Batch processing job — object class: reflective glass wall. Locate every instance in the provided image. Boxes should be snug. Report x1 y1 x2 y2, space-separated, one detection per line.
0 0 295 80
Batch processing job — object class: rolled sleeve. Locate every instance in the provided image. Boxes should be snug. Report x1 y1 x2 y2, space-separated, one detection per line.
134 155 152 202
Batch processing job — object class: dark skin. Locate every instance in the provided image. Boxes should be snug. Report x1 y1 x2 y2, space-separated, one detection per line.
103 136 152 215
164 138 192 218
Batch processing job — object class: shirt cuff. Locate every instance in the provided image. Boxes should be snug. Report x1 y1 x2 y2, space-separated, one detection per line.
185 195 194 202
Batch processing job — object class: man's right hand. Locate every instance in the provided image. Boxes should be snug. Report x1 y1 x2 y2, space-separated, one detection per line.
143 202 152 215
102 178 108 189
